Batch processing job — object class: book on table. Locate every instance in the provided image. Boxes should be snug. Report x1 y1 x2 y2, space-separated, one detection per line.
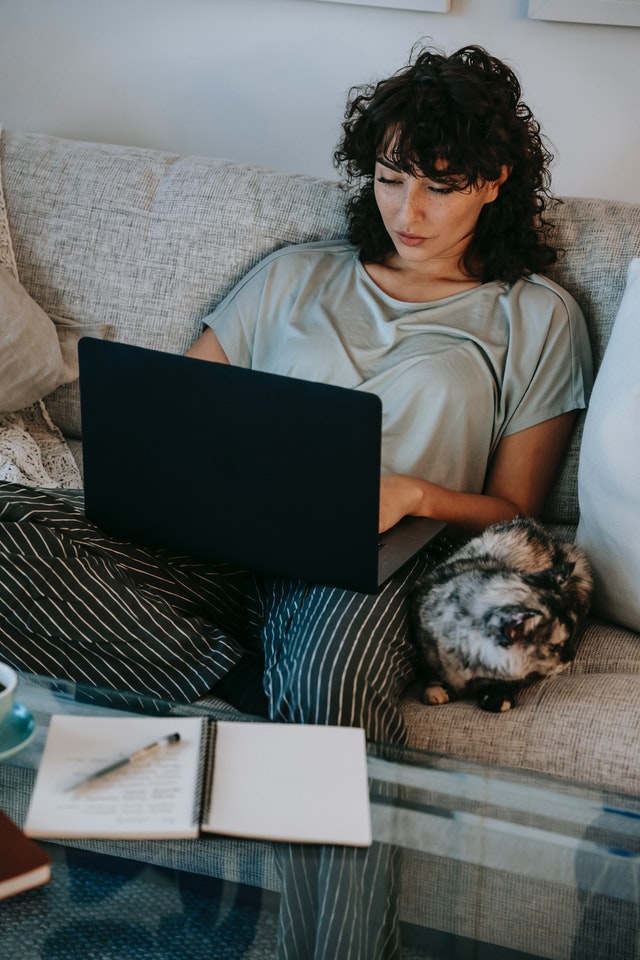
0 809 51 900
23 715 372 846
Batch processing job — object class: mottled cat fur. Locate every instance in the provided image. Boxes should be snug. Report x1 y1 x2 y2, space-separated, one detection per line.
412 517 593 712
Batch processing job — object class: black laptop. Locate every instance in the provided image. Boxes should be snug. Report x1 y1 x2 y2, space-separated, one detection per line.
78 338 445 593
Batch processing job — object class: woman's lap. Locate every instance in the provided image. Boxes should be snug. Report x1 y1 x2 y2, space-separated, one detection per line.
257 554 434 743
0 482 455 960
0 482 452 736
0 484 261 702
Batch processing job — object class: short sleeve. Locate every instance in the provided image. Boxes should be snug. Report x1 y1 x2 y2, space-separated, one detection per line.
201 256 273 368
498 275 593 441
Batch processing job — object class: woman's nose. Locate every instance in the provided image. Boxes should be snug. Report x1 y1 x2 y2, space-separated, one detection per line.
401 183 425 220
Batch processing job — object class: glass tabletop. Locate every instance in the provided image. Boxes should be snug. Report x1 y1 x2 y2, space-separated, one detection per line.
6 671 640 892
2 672 640 959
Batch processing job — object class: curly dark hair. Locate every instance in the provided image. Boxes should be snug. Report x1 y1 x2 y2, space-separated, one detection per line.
333 44 558 284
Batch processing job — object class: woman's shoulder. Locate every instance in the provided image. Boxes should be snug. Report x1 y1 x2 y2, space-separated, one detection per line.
498 274 589 351
511 273 584 321
259 238 355 267
229 239 356 292
504 274 592 375
213 240 359 321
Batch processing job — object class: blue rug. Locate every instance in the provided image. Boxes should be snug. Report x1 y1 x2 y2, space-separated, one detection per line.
1 843 444 959
1 843 280 960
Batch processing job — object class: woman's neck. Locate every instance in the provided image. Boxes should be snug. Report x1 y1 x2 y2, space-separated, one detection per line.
362 256 483 303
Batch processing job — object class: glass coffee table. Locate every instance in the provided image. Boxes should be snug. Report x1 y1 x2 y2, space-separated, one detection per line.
1 672 639 960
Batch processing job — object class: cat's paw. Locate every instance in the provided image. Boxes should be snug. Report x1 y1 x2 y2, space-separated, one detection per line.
477 688 515 712
422 683 450 706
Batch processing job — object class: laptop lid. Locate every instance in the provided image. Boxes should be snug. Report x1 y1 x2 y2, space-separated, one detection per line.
78 338 444 593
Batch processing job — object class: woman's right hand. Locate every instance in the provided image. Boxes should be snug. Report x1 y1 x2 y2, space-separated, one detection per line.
379 474 424 533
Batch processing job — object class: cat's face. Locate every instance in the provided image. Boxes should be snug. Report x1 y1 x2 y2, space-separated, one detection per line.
414 566 577 693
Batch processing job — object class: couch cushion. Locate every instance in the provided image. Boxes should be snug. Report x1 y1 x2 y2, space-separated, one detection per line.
403 616 640 795
575 259 640 632
0 132 348 439
0 264 72 412
542 198 640 524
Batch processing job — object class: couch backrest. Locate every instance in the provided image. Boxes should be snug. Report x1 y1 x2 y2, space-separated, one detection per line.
541 198 640 522
0 130 348 434
2 130 639 524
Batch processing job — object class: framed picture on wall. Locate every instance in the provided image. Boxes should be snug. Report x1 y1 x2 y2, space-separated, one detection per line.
528 0 640 27
302 0 451 11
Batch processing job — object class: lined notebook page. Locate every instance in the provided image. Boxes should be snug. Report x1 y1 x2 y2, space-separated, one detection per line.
24 715 204 839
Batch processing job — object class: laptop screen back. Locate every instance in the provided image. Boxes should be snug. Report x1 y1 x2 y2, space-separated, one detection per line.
79 338 383 592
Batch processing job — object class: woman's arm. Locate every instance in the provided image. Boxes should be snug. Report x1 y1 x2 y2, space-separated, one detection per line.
187 329 577 537
379 411 577 536
185 327 230 364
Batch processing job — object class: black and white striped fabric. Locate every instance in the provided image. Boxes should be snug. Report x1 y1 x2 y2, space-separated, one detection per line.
0 480 453 959
0 481 452 739
0 483 264 704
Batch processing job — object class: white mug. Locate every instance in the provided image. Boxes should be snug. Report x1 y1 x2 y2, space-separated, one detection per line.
0 663 18 727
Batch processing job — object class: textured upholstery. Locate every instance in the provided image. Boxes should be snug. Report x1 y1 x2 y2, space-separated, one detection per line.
542 197 640 524
402 617 640 794
0 132 347 439
1 130 639 958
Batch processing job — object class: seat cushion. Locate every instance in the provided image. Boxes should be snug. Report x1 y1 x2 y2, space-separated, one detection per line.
402 616 640 795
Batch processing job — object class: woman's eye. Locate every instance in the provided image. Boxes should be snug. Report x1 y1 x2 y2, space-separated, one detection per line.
376 176 402 186
428 186 455 195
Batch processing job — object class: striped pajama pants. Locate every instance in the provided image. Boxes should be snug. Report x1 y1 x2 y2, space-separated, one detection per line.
0 481 453 958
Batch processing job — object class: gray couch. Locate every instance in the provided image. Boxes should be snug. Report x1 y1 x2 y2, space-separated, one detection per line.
2 130 640 958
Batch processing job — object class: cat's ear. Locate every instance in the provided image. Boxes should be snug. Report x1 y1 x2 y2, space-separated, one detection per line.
551 561 576 586
527 561 575 591
499 609 540 646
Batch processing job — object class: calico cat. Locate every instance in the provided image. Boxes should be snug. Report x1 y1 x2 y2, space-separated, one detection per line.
411 517 593 712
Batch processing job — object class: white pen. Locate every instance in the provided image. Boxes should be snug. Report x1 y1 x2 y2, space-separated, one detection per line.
66 732 181 792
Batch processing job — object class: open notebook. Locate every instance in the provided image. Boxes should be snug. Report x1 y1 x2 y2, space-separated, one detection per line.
24 715 372 847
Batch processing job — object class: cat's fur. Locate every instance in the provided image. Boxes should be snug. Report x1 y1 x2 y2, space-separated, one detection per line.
411 517 593 712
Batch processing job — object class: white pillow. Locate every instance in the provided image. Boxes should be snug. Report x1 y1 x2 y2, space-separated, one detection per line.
576 258 640 631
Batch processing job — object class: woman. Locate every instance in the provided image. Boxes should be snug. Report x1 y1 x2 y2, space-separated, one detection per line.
0 44 591 959
184 46 591 958
183 45 591 739
189 48 587 541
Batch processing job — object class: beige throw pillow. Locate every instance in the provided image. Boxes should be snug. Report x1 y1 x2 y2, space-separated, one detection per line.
0 264 73 413
576 258 640 632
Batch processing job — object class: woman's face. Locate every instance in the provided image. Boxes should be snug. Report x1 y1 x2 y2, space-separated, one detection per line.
373 155 506 273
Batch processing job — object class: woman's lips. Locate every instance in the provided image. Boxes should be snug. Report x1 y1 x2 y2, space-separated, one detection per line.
397 232 427 247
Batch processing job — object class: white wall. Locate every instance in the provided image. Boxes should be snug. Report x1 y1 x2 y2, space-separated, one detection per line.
0 0 638 201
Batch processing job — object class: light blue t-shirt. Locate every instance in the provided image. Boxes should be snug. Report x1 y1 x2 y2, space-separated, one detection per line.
205 240 592 494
